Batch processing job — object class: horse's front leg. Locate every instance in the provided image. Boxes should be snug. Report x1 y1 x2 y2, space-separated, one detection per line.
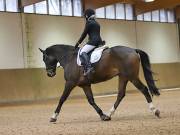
50 81 76 122
107 77 128 118
82 85 111 121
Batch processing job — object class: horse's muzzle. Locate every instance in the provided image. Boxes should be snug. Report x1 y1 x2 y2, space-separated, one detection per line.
47 70 56 77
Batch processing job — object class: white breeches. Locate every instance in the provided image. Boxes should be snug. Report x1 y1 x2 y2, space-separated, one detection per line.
80 44 95 55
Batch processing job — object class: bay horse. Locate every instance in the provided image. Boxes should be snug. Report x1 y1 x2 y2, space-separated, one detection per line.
39 44 160 122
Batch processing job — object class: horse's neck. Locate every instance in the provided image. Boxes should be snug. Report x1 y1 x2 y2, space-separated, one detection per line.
56 47 77 67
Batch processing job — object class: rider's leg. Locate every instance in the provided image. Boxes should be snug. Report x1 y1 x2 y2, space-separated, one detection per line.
80 44 95 75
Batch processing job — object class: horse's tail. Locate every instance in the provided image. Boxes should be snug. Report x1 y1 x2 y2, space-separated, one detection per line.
136 49 160 96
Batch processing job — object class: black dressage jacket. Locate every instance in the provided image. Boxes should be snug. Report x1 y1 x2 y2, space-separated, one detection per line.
77 19 103 47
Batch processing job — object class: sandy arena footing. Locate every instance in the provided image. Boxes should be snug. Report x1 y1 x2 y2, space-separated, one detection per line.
0 90 180 135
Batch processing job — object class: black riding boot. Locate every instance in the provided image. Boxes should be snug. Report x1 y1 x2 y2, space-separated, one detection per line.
80 52 94 76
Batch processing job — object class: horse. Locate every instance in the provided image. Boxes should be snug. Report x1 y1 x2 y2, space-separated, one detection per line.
39 44 160 122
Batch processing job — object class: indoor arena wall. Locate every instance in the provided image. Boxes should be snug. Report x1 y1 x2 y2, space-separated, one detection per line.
0 12 179 103
0 13 24 69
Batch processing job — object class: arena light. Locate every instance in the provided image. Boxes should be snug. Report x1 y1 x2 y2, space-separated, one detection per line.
144 0 155 2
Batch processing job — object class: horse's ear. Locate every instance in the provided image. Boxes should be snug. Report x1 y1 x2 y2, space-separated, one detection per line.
39 48 45 54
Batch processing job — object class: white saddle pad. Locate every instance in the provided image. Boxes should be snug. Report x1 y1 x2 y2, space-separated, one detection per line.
77 45 108 66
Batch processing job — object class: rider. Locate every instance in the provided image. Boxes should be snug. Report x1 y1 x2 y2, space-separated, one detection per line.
75 8 104 76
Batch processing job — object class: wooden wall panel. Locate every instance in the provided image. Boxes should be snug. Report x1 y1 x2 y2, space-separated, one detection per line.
21 0 44 7
0 63 180 104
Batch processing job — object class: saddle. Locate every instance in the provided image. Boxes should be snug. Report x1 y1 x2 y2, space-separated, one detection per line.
77 45 108 66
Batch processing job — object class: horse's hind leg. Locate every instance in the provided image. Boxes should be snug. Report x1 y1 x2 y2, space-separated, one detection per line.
131 78 160 118
107 76 128 117
82 85 111 121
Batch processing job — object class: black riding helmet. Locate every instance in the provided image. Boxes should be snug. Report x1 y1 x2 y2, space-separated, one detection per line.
84 9 95 20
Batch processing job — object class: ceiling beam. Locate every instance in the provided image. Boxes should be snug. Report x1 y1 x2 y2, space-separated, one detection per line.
82 0 133 10
21 0 45 7
135 0 180 15
175 6 180 19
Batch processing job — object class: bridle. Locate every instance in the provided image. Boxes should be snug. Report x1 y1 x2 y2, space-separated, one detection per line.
44 50 70 70
44 54 57 72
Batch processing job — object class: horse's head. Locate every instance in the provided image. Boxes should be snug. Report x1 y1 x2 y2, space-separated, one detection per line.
39 48 58 77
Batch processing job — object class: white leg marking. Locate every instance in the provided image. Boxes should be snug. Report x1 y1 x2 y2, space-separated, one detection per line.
107 106 115 117
149 102 157 113
51 112 59 119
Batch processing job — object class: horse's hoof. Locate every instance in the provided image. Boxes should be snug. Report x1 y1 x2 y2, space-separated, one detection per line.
155 109 161 118
50 118 57 123
101 114 111 121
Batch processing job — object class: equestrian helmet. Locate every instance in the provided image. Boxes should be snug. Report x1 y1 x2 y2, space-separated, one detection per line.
84 9 95 19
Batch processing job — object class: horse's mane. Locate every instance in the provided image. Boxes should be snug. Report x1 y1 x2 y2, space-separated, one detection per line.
45 44 78 55
46 44 74 51
45 44 78 65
